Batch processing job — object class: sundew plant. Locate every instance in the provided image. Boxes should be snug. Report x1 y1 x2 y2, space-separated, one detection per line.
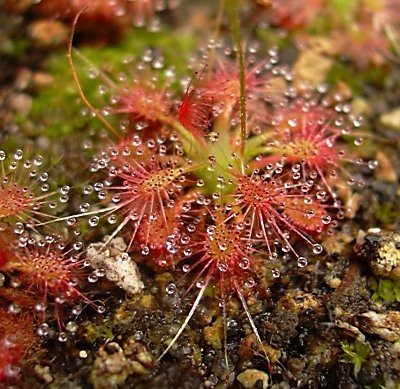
65 6 377 364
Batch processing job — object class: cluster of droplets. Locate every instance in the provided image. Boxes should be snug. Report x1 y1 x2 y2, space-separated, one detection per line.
0 0 393 378
181 41 291 136
80 131 197 265
234 165 328 262
128 0 181 29
1 232 104 342
154 161 333 298
256 92 378 209
174 209 260 294
0 149 70 229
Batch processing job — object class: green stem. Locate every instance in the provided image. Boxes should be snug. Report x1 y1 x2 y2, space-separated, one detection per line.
245 146 274 160
155 114 206 160
68 10 121 140
194 131 238 195
228 0 247 158
244 131 275 159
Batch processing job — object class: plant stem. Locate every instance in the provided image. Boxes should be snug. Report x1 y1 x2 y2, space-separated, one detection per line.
228 0 247 159
67 9 121 140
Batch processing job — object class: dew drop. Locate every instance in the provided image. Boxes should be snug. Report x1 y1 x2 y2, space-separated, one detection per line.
239 257 250 269
37 323 50 336
272 268 280 278
88 216 100 227
183 248 192 256
297 256 308 267
97 305 106 314
8 303 21 314
217 262 228 272
209 132 219 142
196 280 205 288
165 283 177 295
80 203 90 212
321 215 332 225
134 330 144 341
58 332 68 342
368 160 378 170
312 243 323 254
35 302 47 313
72 305 83 315
354 137 363 146
108 215 117 224
87 273 98 283
66 321 78 334
88 68 99 79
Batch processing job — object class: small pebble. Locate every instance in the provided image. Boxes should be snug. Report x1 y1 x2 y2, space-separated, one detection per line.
237 369 269 389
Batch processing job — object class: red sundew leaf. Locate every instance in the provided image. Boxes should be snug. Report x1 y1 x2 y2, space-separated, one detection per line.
178 68 212 143
115 86 170 123
201 59 269 104
2 235 101 332
255 99 370 208
85 138 198 259
0 149 66 229
330 0 400 69
280 195 332 235
32 0 133 42
331 26 390 69
173 209 261 297
230 169 325 261
178 91 212 141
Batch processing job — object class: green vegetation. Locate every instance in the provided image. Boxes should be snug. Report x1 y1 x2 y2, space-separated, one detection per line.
372 278 400 303
340 341 371 376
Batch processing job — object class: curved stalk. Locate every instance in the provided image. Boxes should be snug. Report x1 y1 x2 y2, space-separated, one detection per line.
228 0 247 159
67 9 121 140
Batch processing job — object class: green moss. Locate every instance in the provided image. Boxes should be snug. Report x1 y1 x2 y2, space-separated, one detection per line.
0 38 28 59
326 63 362 92
307 17 331 36
327 61 387 92
364 377 385 389
28 27 198 139
371 278 400 303
256 27 292 51
340 341 371 377
81 28 197 75
330 0 357 16
375 203 398 226
83 320 115 344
